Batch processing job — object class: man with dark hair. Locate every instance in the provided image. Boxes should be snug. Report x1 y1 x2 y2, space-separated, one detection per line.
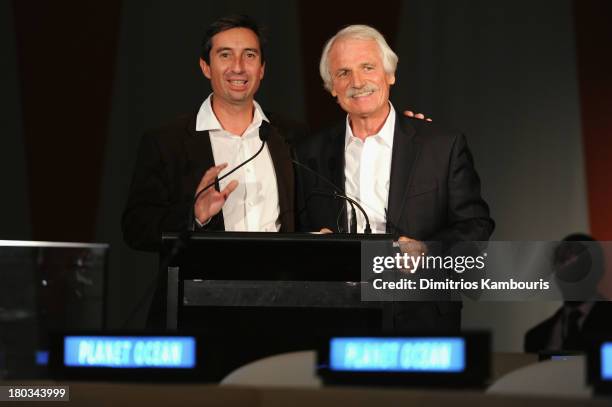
122 15 305 327
200 15 266 66
122 15 302 253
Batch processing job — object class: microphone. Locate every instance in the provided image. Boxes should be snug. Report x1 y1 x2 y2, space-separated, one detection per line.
120 123 270 329
189 123 269 228
350 205 358 234
292 156 372 234
325 157 355 234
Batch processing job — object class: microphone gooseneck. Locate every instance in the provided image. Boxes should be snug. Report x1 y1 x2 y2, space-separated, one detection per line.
121 125 270 329
189 125 270 228
292 157 372 234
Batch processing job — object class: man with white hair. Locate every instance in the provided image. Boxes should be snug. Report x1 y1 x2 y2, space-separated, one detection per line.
296 25 494 331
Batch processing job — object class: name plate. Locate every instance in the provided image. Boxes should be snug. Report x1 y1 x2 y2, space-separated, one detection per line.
64 336 196 369
50 333 202 381
584 337 612 395
330 337 465 373
602 342 612 380
318 333 489 387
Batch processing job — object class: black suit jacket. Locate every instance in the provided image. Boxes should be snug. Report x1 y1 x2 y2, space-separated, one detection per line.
295 114 494 332
296 115 494 241
122 111 305 252
524 302 612 353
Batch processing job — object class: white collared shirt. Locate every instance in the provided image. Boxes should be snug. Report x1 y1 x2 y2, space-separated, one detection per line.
344 103 396 233
195 94 280 232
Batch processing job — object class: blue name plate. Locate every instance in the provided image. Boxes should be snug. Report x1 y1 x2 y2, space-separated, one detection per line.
602 342 612 380
330 337 465 372
64 336 196 369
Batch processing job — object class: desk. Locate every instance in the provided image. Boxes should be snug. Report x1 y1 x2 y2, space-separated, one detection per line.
1 381 609 407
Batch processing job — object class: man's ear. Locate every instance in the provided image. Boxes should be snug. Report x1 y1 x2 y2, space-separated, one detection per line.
387 73 396 86
260 62 265 80
200 58 212 80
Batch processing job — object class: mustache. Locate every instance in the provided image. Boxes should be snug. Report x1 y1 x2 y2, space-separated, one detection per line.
345 83 379 98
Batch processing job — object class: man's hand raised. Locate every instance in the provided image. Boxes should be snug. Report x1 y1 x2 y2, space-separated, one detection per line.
194 163 238 224
403 110 432 122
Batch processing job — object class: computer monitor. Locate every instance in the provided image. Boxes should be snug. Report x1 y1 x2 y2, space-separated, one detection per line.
0 240 108 379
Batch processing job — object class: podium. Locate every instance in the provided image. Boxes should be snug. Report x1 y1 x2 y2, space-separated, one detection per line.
161 232 393 380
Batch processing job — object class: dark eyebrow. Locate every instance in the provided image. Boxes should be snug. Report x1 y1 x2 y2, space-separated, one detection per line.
214 47 260 55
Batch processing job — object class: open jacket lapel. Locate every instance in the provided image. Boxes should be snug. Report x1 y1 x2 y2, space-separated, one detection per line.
386 117 420 237
265 122 295 232
184 114 225 230
329 124 348 232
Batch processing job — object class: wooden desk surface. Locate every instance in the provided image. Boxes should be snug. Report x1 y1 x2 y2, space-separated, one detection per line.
1 380 609 407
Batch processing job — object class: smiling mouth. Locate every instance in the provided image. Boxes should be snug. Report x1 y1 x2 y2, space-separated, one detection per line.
228 80 248 86
351 90 374 98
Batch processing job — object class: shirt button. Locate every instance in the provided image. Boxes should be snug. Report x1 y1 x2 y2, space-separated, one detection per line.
248 201 254 207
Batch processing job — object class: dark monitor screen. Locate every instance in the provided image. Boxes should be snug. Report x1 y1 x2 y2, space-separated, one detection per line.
0 240 108 379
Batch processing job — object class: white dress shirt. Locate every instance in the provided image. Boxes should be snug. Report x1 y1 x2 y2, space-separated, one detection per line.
195 94 280 232
344 103 396 234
